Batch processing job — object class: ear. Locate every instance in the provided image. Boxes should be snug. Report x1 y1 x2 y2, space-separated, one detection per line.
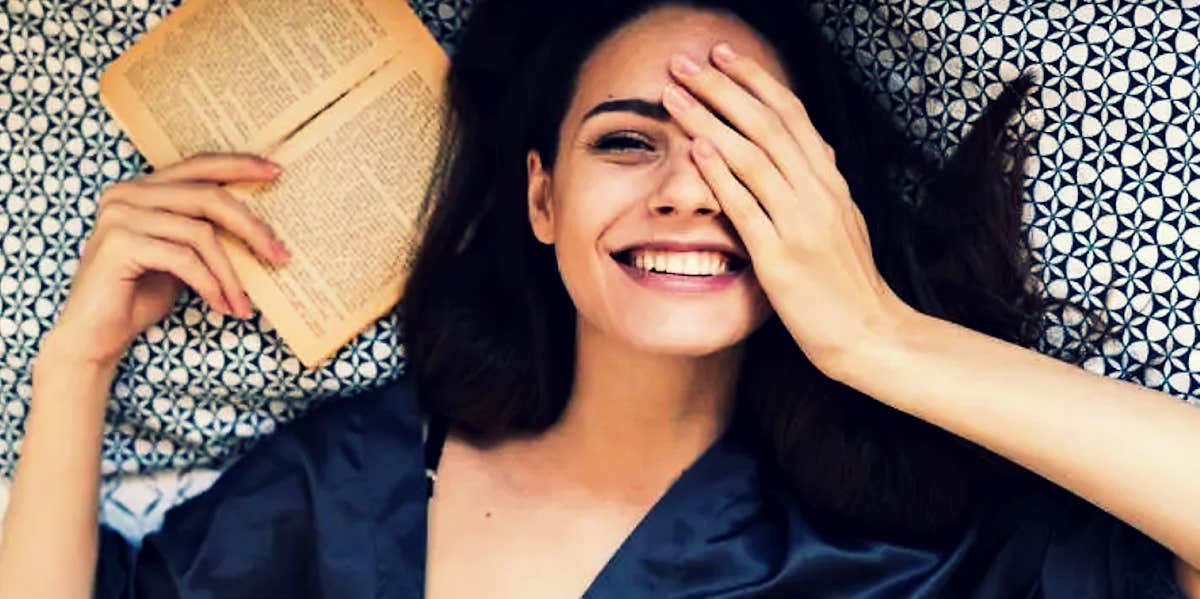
527 149 555 245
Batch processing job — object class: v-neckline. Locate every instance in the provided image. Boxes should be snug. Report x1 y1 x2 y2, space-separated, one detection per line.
419 414 736 598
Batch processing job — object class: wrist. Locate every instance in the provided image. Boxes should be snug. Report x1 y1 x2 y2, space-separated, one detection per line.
34 329 123 382
29 353 118 427
826 296 930 385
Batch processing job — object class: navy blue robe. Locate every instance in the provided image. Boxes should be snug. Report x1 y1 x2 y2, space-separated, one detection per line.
93 375 1187 598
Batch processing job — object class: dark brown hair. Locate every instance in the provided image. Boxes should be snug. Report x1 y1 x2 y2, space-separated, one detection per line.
399 0 1114 545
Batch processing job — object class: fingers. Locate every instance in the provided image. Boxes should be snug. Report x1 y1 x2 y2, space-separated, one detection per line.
98 181 290 267
105 202 253 317
707 43 840 181
93 152 292 318
143 152 282 184
690 137 779 262
662 81 795 223
103 227 231 316
667 52 815 196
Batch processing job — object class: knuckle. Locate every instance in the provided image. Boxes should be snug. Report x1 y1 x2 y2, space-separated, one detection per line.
94 201 124 231
190 219 217 243
165 241 196 266
98 181 132 208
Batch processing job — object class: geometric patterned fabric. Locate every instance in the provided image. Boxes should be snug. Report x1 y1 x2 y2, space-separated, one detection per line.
812 1 1200 400
0 0 472 479
1 0 1198 534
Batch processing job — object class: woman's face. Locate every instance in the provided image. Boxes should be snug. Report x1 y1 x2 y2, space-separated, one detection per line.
527 6 787 357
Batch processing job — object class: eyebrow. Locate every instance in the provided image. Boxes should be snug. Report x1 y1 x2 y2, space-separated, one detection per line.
582 98 670 123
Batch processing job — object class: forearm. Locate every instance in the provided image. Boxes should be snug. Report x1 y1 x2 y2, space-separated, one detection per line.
835 307 1200 572
0 334 118 599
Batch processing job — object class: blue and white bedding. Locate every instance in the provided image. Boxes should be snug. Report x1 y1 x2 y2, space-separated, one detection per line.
1 0 1197 539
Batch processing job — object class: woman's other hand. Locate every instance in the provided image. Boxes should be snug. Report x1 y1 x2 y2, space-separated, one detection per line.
660 42 915 378
45 153 291 368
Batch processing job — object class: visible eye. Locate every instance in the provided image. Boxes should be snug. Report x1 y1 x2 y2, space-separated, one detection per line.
591 132 654 153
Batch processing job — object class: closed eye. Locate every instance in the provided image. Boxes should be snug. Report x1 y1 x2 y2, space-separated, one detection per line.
592 132 654 153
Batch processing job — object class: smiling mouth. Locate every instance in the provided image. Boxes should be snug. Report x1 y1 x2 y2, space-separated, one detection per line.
610 249 749 277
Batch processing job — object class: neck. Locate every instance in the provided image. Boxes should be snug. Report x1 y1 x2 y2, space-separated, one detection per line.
533 316 743 504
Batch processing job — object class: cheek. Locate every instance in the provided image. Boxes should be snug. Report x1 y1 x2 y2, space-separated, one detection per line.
548 178 629 272
543 169 774 352
546 195 615 300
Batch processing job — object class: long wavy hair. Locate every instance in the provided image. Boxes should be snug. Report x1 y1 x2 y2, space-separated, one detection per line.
399 0 1115 544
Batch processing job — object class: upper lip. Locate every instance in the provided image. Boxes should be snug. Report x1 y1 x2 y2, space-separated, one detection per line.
610 240 748 260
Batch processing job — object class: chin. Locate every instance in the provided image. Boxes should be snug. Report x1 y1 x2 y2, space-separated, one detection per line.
568 265 774 358
618 322 755 358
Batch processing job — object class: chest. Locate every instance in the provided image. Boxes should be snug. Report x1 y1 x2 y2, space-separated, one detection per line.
422 438 650 599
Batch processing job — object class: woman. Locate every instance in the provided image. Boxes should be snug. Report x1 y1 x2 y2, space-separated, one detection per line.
1 0 1198 596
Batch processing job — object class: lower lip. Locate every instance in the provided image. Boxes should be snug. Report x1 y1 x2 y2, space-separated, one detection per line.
612 256 746 293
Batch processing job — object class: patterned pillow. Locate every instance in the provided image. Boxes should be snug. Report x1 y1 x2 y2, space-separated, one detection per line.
0 0 472 482
2 1 1199 534
810 1 1200 402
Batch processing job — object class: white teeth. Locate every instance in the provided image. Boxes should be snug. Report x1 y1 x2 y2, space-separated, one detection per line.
626 249 732 276
667 254 683 274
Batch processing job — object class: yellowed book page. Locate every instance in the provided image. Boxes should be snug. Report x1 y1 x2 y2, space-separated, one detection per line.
98 0 420 167
220 46 449 368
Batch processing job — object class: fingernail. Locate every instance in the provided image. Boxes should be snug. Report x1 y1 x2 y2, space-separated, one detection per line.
259 158 283 176
670 53 701 77
713 42 737 64
663 83 695 111
272 239 291 263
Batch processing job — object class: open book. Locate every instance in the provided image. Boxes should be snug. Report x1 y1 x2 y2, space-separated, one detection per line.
99 0 449 368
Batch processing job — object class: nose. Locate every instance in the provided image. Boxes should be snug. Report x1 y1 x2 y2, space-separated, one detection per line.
647 153 721 218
